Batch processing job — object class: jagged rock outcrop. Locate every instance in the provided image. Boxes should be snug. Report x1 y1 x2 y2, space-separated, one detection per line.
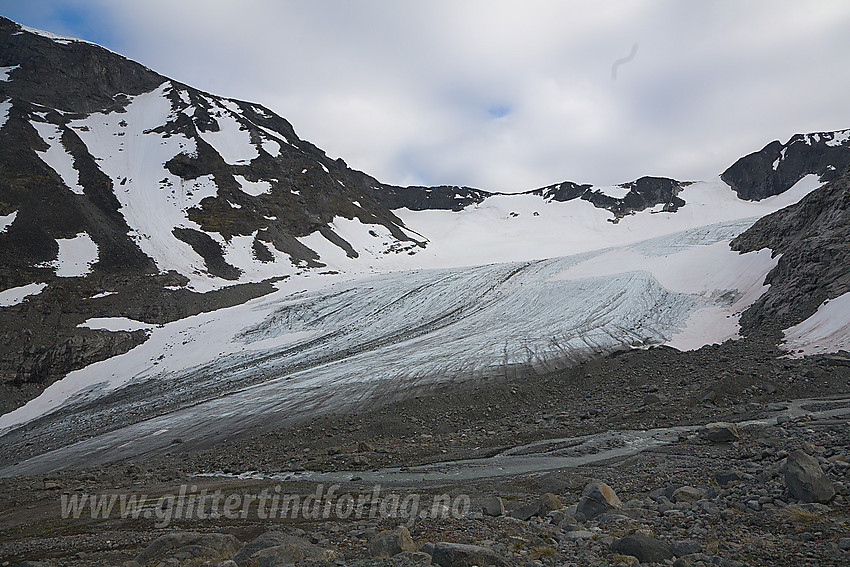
531 176 688 219
721 129 850 200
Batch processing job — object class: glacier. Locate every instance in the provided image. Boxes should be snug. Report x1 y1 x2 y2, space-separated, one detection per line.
0 218 782 475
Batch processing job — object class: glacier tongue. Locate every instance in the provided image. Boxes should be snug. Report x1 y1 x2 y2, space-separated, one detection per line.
0 220 778 444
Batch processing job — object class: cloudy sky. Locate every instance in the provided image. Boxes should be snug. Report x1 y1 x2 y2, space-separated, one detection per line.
3 1 850 192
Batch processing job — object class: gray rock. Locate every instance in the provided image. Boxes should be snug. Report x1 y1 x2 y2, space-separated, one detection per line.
671 486 704 503
701 422 740 442
509 501 539 521
231 532 335 565
510 493 560 520
670 539 702 557
610 534 673 564
253 544 305 567
135 532 240 565
391 551 433 566
784 450 836 503
481 496 505 517
431 542 506 567
368 527 416 557
838 537 850 550
561 530 594 540
577 482 622 520
217 562 238 567
714 470 745 486
643 393 663 405
537 492 562 515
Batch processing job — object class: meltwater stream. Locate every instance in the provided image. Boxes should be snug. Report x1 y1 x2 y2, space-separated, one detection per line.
222 396 850 484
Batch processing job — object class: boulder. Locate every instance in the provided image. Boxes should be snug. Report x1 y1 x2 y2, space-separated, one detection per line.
784 450 836 503
577 482 622 520
253 544 305 567
510 493 561 520
481 496 505 517
701 422 740 442
610 534 673 564
537 492 562 515
135 532 240 565
671 486 704 503
368 527 416 557
670 539 703 557
231 532 336 565
431 543 506 567
714 470 745 486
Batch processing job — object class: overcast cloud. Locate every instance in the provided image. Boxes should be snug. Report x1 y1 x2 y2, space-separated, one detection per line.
3 0 850 191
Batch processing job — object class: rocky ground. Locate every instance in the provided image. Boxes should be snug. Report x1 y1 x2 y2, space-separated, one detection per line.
1 339 849 567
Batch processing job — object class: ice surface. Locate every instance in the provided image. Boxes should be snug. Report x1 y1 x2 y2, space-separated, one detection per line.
782 292 850 356
0 220 775 432
31 122 85 194
78 317 156 332
49 233 98 277
0 210 16 233
0 283 47 307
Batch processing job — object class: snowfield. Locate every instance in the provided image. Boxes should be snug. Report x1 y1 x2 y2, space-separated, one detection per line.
783 292 850 357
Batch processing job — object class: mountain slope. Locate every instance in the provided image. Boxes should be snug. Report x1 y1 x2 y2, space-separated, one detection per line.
732 166 850 336
0 17 424 409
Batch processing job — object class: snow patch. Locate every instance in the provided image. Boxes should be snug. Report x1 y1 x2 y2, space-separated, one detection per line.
0 99 12 130
0 283 48 307
87 291 117 299
235 175 272 196
826 130 850 147
78 317 156 332
0 210 16 233
261 138 280 156
50 233 99 277
31 122 85 194
197 106 258 165
592 185 631 199
0 65 19 81
782 292 850 356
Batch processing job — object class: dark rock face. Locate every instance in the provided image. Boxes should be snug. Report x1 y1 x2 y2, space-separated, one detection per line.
731 168 850 333
0 18 163 114
370 185 490 212
530 176 689 220
721 130 850 200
